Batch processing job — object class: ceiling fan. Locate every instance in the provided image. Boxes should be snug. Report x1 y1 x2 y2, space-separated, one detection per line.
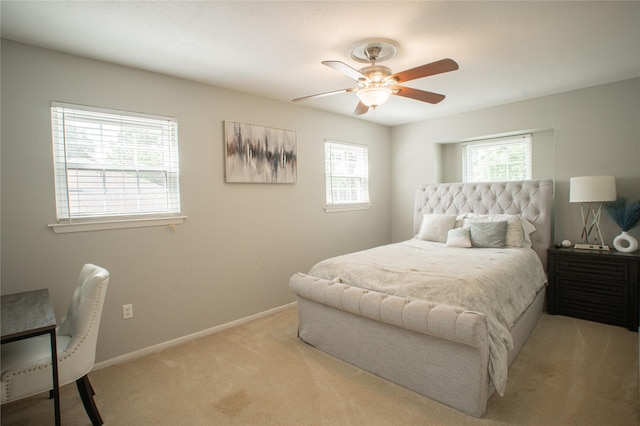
292 39 459 115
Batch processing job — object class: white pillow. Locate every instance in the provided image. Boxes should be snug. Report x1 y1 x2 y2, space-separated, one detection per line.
463 214 527 248
417 214 457 243
446 226 472 248
521 217 537 248
454 212 469 228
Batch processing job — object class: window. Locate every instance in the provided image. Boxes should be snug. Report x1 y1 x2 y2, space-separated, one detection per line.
324 141 370 211
462 134 532 182
50 102 183 232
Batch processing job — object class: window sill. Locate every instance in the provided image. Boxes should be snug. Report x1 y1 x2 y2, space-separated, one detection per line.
48 216 187 234
324 203 371 213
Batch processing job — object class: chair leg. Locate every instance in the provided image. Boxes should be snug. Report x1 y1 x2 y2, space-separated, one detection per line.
76 375 103 426
86 375 96 396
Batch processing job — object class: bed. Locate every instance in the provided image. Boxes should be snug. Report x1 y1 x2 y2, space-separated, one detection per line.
289 179 553 417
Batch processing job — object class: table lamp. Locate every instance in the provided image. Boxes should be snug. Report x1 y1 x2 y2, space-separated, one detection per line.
569 175 617 250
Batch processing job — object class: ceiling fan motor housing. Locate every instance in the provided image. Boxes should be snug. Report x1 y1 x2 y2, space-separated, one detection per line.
359 65 393 84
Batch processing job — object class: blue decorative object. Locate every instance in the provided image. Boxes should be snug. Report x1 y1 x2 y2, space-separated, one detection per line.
605 196 640 252
604 196 640 231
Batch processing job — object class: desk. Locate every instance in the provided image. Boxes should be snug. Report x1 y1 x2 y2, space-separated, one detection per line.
1 289 60 426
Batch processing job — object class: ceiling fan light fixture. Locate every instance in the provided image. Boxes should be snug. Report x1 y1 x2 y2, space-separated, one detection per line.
356 86 392 108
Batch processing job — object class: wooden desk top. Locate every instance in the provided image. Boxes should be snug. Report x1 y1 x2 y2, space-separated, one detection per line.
1 289 56 342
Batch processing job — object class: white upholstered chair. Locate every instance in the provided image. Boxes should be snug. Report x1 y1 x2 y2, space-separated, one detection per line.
1 264 109 425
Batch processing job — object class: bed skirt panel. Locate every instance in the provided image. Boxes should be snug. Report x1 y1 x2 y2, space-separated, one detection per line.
506 287 545 367
291 273 492 417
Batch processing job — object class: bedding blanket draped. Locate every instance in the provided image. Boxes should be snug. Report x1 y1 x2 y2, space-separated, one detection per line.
307 239 547 395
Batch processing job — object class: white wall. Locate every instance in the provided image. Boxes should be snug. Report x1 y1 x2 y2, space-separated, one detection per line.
0 40 391 362
3 39 638 365
390 78 640 248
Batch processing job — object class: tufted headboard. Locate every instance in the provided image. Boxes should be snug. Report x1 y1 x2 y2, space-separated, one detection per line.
414 180 554 269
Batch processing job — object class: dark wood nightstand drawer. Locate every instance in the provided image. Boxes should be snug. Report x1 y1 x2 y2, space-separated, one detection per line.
556 278 628 326
555 256 628 283
556 277 626 300
557 296 627 326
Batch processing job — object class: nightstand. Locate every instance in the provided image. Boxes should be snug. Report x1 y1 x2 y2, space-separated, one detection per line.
547 247 640 331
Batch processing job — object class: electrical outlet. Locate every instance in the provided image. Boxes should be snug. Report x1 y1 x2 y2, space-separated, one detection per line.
122 304 133 319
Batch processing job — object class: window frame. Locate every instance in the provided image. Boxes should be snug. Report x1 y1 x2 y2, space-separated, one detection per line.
462 134 532 183
48 102 186 233
324 140 371 212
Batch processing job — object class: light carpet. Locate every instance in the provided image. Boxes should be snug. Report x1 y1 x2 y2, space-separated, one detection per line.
2 306 638 425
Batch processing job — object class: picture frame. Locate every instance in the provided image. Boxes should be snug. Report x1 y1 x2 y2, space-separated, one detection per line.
224 120 297 184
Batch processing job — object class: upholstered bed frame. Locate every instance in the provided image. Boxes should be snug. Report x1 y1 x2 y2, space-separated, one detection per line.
290 179 554 417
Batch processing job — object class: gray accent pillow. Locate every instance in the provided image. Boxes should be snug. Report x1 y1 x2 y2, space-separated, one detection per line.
469 221 508 248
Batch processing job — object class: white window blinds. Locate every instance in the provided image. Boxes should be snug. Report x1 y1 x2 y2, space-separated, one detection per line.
51 102 181 221
325 141 370 207
462 134 532 182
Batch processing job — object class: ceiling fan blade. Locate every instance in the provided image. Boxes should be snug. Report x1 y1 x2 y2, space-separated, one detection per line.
292 88 355 102
390 58 459 84
393 86 446 104
353 101 369 115
322 61 368 82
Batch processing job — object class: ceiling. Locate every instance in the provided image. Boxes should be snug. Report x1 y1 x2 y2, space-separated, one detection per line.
2 1 639 127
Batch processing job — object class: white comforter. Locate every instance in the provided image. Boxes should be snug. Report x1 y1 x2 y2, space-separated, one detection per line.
307 239 547 395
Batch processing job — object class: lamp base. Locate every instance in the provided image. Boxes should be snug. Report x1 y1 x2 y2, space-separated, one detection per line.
574 243 610 251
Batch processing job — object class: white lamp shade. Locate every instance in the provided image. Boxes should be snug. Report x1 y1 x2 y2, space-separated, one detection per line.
356 87 392 107
569 175 617 203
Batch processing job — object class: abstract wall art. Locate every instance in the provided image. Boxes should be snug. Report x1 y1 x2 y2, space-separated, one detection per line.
224 120 297 184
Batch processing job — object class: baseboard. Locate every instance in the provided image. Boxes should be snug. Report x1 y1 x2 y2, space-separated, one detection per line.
93 301 297 371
